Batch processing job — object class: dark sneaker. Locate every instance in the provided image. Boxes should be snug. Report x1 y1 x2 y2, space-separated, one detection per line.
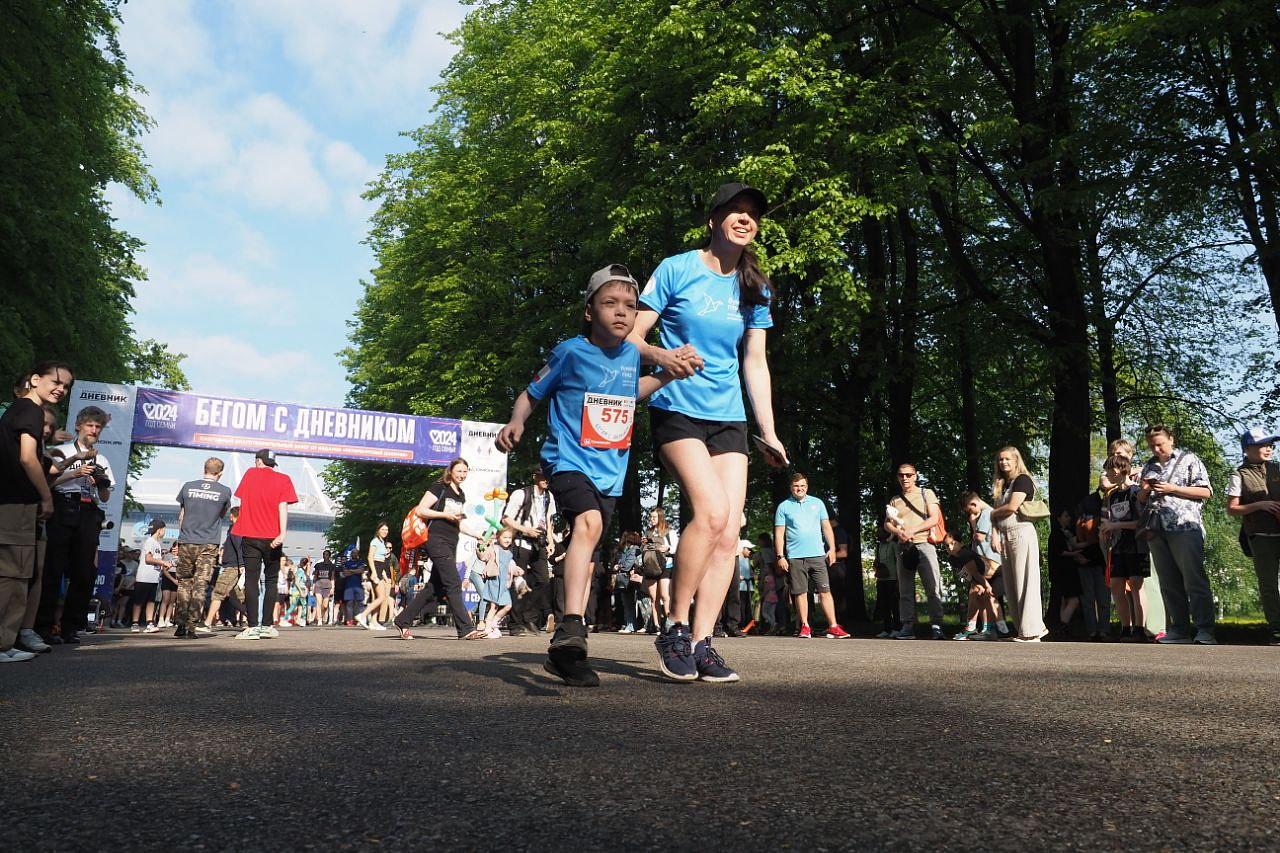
930 624 947 640
693 638 739 683
545 619 598 687
174 625 188 638
655 623 697 681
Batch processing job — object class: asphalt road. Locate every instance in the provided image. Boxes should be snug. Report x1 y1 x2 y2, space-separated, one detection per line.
3 627 1278 852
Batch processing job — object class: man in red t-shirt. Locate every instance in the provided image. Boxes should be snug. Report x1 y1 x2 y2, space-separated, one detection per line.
231 449 298 639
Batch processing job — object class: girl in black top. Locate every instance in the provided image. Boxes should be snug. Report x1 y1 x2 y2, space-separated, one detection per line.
1099 454 1151 640
393 458 485 640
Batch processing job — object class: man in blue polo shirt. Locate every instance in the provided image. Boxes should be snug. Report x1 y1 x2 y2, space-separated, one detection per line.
774 472 849 639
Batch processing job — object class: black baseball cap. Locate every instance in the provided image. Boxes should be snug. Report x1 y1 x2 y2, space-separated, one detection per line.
255 448 278 467
707 182 768 217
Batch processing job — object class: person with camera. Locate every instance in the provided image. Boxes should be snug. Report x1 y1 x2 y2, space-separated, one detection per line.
1 362 73 661
37 403 114 646
503 467 557 636
1227 427 1280 646
884 462 947 640
1136 424 1215 645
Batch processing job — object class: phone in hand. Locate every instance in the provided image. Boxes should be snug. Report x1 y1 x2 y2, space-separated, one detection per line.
752 434 788 467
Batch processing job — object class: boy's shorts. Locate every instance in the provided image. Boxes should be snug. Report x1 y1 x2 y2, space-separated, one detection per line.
549 471 616 566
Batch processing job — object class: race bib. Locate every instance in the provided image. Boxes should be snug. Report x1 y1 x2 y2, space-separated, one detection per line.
581 393 636 449
1110 500 1130 520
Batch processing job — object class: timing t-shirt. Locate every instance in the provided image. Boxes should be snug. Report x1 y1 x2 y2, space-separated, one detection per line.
232 467 298 539
526 335 641 496
175 478 233 545
640 250 773 422
0 398 44 505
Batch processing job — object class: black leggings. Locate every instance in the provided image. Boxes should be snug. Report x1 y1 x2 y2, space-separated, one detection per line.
394 537 474 636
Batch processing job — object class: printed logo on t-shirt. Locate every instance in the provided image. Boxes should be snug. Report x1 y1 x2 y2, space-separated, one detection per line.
596 366 620 389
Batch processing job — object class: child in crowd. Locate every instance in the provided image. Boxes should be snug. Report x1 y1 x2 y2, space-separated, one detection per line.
1100 453 1151 641
479 528 521 638
283 566 308 627
956 492 1009 638
496 264 680 686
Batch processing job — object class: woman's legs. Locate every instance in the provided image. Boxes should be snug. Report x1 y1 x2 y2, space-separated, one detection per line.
659 443 748 642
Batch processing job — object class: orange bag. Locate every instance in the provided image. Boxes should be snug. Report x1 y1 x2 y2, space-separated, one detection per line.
401 507 429 549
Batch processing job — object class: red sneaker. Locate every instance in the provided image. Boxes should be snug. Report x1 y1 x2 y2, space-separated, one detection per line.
798 625 812 639
825 624 851 639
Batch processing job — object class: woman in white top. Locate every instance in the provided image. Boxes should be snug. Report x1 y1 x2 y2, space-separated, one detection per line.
132 520 167 633
358 522 394 630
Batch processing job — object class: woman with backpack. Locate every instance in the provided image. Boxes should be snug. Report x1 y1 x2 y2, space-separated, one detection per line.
640 507 677 634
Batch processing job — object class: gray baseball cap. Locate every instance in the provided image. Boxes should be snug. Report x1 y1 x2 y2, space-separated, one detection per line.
584 263 639 305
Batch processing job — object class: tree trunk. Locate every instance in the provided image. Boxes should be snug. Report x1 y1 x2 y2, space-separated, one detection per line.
886 210 920 467
954 315 985 492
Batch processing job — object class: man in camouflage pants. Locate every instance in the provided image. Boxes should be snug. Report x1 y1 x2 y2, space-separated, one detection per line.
172 458 232 638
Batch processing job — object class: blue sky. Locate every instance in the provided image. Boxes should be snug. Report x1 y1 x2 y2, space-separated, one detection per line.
112 0 465 405
108 1 465 485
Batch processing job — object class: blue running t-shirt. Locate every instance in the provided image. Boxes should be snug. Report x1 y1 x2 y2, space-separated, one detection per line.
527 336 641 497
640 250 773 421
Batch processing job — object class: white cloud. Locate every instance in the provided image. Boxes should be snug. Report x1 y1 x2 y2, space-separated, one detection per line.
147 254 295 315
223 140 331 214
117 0 214 86
171 334 348 406
226 0 465 117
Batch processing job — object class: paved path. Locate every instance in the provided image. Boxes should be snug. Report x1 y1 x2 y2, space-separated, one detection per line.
4 627 1278 851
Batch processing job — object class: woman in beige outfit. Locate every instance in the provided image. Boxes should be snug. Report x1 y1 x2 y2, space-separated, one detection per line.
990 447 1047 642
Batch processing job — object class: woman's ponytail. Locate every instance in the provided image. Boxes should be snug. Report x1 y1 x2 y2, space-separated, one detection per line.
737 246 771 307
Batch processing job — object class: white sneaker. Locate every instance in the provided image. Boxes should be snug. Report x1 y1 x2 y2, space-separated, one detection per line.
619 626 635 634
356 613 369 628
17 629 51 653
0 647 37 662
143 623 160 634
130 623 141 633
194 625 214 636
235 627 260 640
370 621 387 631
487 626 502 639
258 625 280 639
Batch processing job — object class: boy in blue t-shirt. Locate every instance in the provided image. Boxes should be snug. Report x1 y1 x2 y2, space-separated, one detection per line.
497 263 680 687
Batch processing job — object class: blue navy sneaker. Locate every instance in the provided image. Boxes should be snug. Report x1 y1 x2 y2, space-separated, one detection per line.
693 638 739 683
655 622 697 681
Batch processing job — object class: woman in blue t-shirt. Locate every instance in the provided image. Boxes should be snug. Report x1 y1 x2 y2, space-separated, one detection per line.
627 182 789 683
